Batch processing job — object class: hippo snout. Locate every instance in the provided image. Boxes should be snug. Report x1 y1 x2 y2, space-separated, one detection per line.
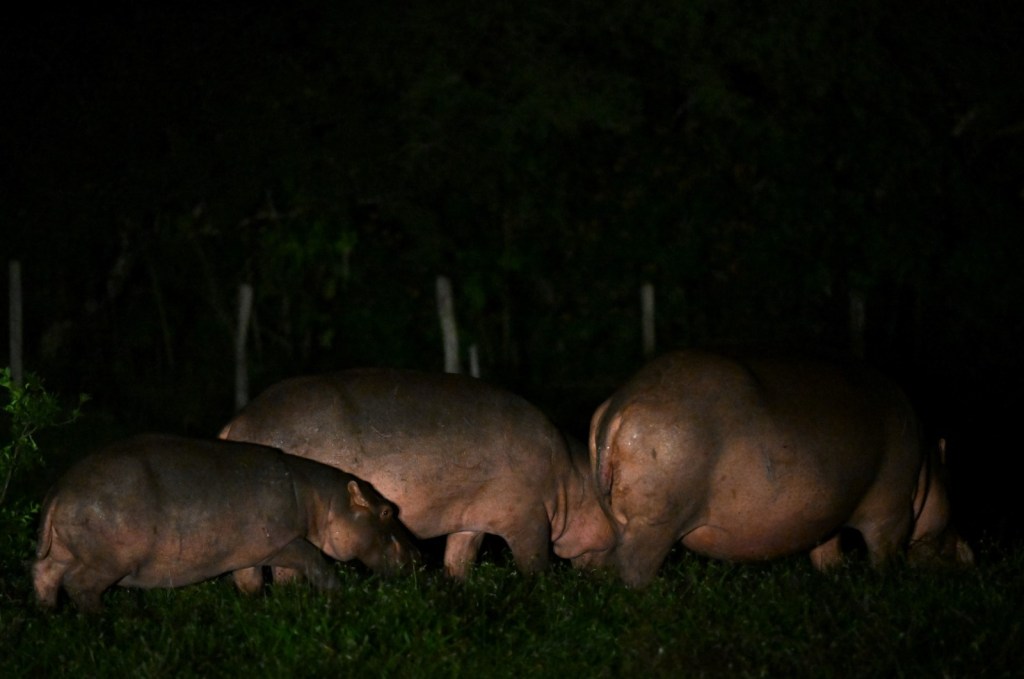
378 532 422 575
570 548 615 572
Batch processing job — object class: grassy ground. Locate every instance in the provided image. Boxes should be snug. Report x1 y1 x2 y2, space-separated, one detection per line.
2 423 1019 677
2 520 1021 678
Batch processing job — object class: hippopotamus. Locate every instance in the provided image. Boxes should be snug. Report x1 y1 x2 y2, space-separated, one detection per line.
589 350 974 587
33 434 419 612
219 368 616 577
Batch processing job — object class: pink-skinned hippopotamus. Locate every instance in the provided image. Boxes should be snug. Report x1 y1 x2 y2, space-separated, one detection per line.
219 368 616 577
33 434 419 612
589 350 974 587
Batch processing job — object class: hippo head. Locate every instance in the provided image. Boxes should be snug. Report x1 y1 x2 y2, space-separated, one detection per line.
554 438 618 569
569 547 617 572
322 479 421 574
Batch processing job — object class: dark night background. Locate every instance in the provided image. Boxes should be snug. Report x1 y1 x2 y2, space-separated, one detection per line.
2 3 1023 546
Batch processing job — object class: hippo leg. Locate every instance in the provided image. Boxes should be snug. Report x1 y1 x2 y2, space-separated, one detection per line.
270 566 301 585
444 531 486 578
809 534 843 570
265 538 341 591
858 514 912 568
616 524 679 588
503 524 551 574
231 566 266 594
62 564 122 613
32 557 68 609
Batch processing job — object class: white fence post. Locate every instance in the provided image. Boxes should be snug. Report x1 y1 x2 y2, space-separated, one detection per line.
641 282 656 358
436 276 461 374
235 283 254 410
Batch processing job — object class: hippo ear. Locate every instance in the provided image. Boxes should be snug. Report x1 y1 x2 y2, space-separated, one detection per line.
348 480 371 509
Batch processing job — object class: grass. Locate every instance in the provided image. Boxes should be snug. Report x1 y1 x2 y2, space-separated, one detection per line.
2 418 1019 676
2 519 1021 678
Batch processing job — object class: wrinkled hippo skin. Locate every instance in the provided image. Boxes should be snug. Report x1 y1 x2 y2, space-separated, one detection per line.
590 351 974 587
33 434 418 612
220 368 616 577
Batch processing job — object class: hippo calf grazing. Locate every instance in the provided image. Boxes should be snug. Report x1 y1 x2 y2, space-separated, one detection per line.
590 351 973 587
33 434 418 612
220 368 616 577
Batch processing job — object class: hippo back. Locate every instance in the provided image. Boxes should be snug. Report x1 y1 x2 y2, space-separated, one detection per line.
222 368 570 538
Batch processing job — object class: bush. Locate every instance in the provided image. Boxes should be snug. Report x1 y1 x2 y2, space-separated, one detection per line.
0 368 87 560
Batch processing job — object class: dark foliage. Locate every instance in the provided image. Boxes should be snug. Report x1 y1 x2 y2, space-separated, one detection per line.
1 2 1022 540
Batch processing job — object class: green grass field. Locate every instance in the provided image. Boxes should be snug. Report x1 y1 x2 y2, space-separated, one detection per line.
2 414 1019 677
2 518 1021 678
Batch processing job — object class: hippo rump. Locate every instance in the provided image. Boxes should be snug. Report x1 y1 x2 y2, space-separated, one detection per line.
220 368 616 577
33 434 419 612
590 350 973 587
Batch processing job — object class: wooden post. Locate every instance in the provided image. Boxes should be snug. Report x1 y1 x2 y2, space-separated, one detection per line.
849 289 866 359
468 344 480 379
641 282 656 358
235 284 254 410
436 276 461 373
9 261 23 387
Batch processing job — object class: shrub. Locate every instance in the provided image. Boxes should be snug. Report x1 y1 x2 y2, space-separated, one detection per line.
0 368 87 558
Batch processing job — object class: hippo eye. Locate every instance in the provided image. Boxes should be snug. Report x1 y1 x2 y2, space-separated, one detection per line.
380 507 392 520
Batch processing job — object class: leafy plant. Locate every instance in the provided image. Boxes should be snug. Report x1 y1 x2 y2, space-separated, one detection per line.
0 368 88 509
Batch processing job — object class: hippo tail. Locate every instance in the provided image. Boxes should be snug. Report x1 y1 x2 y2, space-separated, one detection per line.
34 490 58 560
911 440 938 526
910 438 974 565
589 398 618 500
911 437 952 535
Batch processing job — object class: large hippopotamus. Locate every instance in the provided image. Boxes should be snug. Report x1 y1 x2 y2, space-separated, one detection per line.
33 434 419 612
589 350 973 587
219 368 616 577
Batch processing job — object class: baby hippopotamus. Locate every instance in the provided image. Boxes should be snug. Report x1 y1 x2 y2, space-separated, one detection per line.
32 434 419 612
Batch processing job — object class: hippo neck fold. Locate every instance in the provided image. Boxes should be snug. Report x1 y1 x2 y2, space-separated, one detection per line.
284 458 331 550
